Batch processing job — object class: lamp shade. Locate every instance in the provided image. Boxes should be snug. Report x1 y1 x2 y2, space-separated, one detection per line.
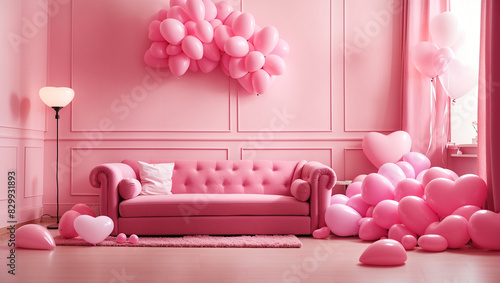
39 87 75 107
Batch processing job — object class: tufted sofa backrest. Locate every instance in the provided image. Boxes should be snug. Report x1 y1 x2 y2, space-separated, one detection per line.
123 159 305 196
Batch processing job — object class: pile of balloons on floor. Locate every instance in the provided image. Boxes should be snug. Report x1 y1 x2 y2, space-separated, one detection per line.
314 130 499 266
144 0 289 95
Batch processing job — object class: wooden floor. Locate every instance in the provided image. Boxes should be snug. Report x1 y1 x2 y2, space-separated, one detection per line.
1 221 500 283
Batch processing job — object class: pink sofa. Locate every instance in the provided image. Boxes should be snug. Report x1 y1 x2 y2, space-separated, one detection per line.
89 159 336 236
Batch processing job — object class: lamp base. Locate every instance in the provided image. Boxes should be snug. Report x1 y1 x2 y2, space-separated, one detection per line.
46 223 59 230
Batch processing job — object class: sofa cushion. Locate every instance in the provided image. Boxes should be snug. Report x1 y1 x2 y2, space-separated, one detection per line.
290 179 311 202
137 161 175 195
118 178 142 200
119 194 309 217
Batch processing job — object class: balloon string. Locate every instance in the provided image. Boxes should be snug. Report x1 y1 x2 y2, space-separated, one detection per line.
426 78 436 156
437 76 450 165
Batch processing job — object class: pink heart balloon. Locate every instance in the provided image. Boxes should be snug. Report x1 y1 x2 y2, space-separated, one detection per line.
378 163 406 187
353 174 367 183
59 210 81 239
469 210 500 250
388 224 417 243
372 200 401 229
425 215 470 249
362 131 412 168
16 224 55 250
412 41 440 78
418 234 448 252
73 215 114 245
401 235 417 250
425 174 488 218
71 203 96 217
402 152 431 177
394 178 424 201
452 205 481 221
359 239 407 266
398 196 439 235
361 173 395 206
330 194 349 205
312 226 331 239
345 181 362 198
395 161 416 179
325 204 362 237
346 194 371 217
444 59 478 99
432 47 455 76
359 218 388 241
421 167 456 188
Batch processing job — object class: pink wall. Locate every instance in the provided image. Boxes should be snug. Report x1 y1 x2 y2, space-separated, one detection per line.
43 0 404 215
0 0 48 225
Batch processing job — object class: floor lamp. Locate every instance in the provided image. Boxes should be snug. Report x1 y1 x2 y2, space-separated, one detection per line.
39 87 75 229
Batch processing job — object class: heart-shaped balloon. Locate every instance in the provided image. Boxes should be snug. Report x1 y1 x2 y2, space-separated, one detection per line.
425 174 487 218
432 47 455 76
325 204 362 237
430 11 461 47
372 200 401 229
345 181 362 198
412 42 453 78
401 235 417 250
425 215 470 249
395 161 416 179
469 210 500 250
362 131 412 168
421 167 456 188
359 218 388 241
312 226 331 239
418 234 448 252
361 173 395 206
330 194 349 205
442 59 478 99
452 205 481 221
346 194 371 217
402 152 430 177
16 224 55 250
398 196 439 235
73 215 114 245
394 178 424 201
378 163 406 187
359 239 407 266
388 223 417 243
59 210 81 239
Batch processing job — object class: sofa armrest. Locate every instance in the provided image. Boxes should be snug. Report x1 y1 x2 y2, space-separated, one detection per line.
89 163 136 235
301 161 337 232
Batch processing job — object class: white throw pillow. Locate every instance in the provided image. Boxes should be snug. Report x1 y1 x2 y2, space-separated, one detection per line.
137 161 175 195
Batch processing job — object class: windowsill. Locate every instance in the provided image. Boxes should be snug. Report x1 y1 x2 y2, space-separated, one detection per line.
447 143 478 158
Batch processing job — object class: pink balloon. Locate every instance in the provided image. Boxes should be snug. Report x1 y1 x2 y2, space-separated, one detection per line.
372 200 401 229
270 39 290 58
312 226 331 239
169 53 190 77
157 9 168 21
425 215 470 249
394 178 424 201
377 163 406 187
433 47 455 76
116 233 127 244
469 210 500 250
214 25 234 51
167 44 182 56
215 1 234 22
325 204 362 237
185 0 205 21
182 35 203 60
251 69 272 94
425 174 488 218
346 194 371 217
59 210 81 239
144 50 169 68
443 58 479 99
402 152 431 177
184 20 196 35
210 19 223 30
263 54 286 76
359 239 407 266
398 196 439 235
225 36 250 57
365 205 375 217
167 6 190 23
401 235 417 250
203 41 221 61
412 41 440 78
360 173 395 206
160 18 187 45
421 167 455 188
253 26 279 55
73 215 114 245
245 51 265 73
228 56 247 79
418 234 448 252
452 205 481 221
232 12 255 40
71 203 96 217
150 41 169 59
129 234 139 244
330 193 349 205
197 57 218 73
430 11 461 47
237 72 256 94
353 174 367 183
359 218 388 241
202 0 217 21
388 224 417 243
189 58 199 72
345 181 362 198
223 11 242 27
395 161 416 179
170 0 186 8
16 224 55 250
148 20 164 41
362 131 412 168
195 20 214 43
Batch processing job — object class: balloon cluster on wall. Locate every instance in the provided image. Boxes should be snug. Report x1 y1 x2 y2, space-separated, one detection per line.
144 0 289 95
315 131 498 266
412 12 477 100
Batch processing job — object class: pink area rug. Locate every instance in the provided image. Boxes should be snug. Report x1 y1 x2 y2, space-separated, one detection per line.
54 235 302 248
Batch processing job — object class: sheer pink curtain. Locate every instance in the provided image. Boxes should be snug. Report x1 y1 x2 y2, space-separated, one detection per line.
401 0 450 166
478 0 500 212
